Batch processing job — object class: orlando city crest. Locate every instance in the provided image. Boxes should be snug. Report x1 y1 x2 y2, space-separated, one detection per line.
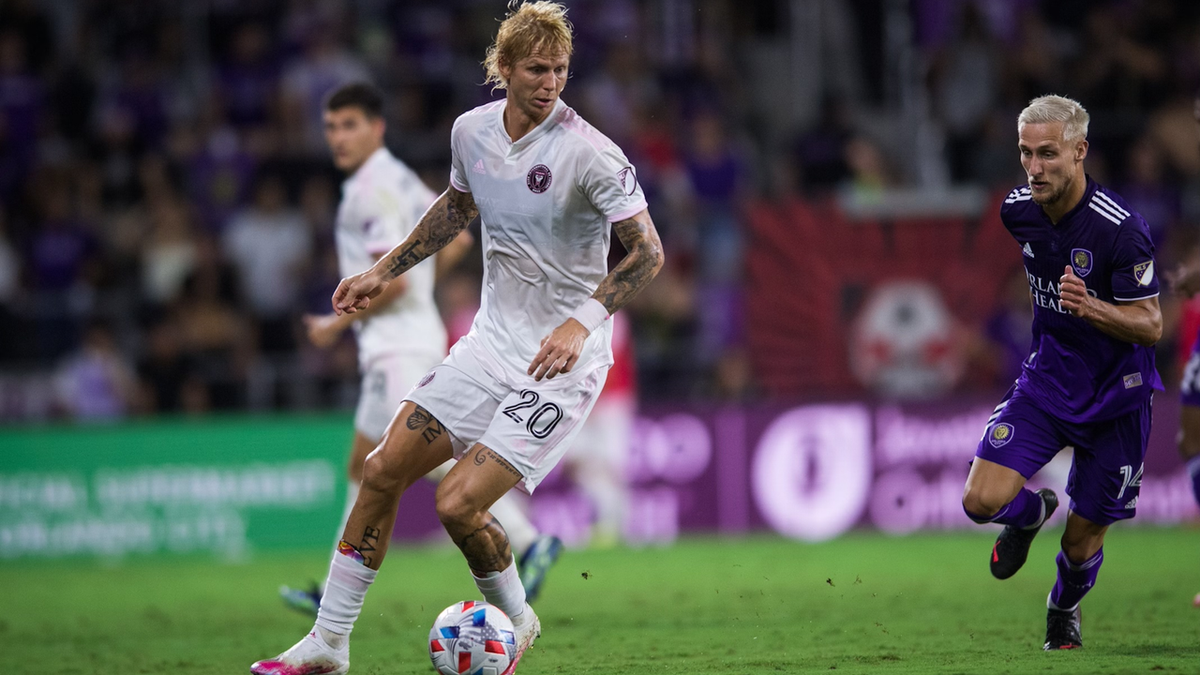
1070 248 1092 277
1134 260 1155 287
989 423 1014 448
526 164 552 193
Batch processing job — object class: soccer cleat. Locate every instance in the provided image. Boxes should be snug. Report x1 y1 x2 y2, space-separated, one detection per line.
279 583 322 618
250 626 349 675
1043 606 1083 650
517 535 563 603
501 604 540 675
990 488 1059 580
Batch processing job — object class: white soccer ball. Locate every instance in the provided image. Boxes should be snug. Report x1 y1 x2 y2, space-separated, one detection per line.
428 600 516 675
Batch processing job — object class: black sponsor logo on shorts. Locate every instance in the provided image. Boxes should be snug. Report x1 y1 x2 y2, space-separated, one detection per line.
527 164 552 193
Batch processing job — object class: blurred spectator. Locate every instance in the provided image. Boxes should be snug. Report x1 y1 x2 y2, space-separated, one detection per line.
140 192 198 305
793 96 854 195
1119 136 1180 248
280 29 369 153
215 23 281 131
173 238 254 410
928 3 1002 182
684 111 747 363
222 173 310 352
54 320 138 421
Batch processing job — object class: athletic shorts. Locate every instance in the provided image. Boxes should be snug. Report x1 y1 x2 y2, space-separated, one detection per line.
404 334 609 493
355 351 446 442
1181 332 1200 407
975 383 1151 526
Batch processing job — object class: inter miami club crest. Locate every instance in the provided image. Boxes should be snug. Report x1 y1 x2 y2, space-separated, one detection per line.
526 164 552 193
1071 248 1093 277
989 423 1014 448
417 371 436 388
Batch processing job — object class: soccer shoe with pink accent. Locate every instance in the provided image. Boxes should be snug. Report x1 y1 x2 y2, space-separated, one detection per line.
250 626 349 675
501 604 540 675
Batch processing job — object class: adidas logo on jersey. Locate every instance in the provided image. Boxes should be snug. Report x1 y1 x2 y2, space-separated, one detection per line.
1023 242 1034 258
472 159 486 175
1124 496 1138 509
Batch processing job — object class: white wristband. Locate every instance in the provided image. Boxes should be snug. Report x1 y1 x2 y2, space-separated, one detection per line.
569 298 609 334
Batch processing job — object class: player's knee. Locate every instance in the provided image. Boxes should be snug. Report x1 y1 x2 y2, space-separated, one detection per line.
360 446 415 495
961 486 1004 519
434 483 477 529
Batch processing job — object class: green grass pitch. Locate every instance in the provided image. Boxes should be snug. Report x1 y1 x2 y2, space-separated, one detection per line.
3 528 1197 674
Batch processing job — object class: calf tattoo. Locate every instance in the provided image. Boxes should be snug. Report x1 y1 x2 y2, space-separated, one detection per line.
453 515 512 575
357 526 382 567
406 405 446 444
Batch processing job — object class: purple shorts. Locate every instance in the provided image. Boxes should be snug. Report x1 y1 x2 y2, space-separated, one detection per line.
1181 332 1200 408
975 384 1150 526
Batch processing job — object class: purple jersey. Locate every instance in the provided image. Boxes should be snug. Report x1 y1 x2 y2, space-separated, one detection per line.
1002 177 1162 423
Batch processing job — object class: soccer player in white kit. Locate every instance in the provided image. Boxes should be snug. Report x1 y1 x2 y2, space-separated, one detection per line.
250 4 663 674
277 83 561 618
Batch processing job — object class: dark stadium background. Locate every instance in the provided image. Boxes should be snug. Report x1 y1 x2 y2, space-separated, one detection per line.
2 0 1199 551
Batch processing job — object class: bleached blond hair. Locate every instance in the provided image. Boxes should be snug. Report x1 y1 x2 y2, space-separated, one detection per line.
1018 95 1090 143
483 1 574 90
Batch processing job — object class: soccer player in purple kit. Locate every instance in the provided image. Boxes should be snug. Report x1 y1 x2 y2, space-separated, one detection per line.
961 95 1163 650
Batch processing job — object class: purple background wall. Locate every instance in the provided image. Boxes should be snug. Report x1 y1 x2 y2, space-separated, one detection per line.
392 396 1197 545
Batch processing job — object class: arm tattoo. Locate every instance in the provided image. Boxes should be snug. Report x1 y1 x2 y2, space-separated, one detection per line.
591 212 665 314
384 190 478 280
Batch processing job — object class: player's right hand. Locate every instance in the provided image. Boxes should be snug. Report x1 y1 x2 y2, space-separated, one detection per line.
332 268 388 315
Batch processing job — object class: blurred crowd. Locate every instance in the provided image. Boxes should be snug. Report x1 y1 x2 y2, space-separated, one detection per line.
3 0 1200 421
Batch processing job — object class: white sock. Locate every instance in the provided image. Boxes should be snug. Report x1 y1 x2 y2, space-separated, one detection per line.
472 559 527 625
488 494 537 556
334 481 361 547
315 550 378 637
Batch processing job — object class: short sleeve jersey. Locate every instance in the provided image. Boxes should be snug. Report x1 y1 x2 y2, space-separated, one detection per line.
448 98 648 376
1002 177 1162 422
336 147 446 364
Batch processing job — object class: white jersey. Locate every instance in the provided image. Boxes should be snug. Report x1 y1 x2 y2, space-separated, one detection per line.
448 98 648 377
336 147 446 365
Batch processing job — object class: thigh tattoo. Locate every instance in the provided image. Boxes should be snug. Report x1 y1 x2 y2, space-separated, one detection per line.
406 405 446 445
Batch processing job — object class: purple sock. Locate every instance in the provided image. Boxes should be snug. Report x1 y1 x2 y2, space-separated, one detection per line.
1187 456 1200 510
964 487 1044 528
1049 548 1103 611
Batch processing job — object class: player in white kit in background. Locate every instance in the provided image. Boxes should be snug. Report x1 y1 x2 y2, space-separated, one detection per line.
277 82 562 620
250 3 663 673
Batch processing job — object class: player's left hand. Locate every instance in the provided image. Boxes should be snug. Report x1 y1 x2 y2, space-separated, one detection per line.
1059 265 1092 318
528 319 589 381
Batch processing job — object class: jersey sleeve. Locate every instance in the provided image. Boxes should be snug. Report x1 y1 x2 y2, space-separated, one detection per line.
448 116 470 193
1111 216 1159 302
579 144 649 223
358 186 411 258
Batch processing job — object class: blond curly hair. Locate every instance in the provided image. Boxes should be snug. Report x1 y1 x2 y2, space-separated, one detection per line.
483 1 574 90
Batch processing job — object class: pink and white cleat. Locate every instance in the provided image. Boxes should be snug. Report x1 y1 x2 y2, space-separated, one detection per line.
501 604 540 675
250 626 349 675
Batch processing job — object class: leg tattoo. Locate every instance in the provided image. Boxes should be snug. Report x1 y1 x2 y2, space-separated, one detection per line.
452 515 512 575
406 405 447 445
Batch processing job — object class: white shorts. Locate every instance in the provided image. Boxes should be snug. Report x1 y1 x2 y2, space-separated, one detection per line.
355 351 446 442
404 335 609 493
